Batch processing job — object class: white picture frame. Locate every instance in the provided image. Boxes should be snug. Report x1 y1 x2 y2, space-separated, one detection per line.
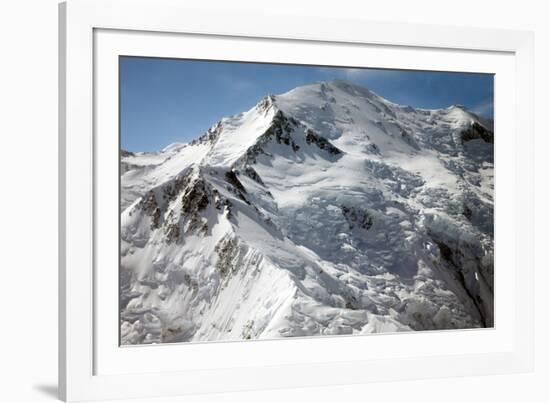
59 0 534 401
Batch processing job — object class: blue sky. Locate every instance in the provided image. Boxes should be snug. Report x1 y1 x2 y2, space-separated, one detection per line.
120 57 493 152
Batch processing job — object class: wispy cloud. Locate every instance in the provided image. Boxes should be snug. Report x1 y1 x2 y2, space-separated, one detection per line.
471 98 494 118
215 73 256 92
316 67 396 81
344 68 395 81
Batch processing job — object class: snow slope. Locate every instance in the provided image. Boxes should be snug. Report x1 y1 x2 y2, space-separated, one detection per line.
120 80 494 344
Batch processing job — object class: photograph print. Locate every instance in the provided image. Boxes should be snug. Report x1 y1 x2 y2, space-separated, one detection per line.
119 58 494 345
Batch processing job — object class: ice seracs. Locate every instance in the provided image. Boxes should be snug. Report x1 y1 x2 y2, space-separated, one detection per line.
120 80 494 344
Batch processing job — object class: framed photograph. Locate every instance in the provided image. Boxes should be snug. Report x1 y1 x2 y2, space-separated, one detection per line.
59 0 534 401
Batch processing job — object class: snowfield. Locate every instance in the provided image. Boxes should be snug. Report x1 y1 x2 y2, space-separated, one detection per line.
120 80 494 344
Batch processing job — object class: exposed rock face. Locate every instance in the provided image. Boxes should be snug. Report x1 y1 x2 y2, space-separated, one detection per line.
423 211 494 328
215 236 239 277
341 205 373 230
305 129 342 155
461 121 494 144
242 166 264 186
137 191 162 229
190 121 223 146
224 170 247 194
181 178 210 216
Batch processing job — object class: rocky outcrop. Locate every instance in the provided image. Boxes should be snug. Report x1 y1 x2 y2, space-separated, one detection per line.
341 205 373 230
461 121 494 144
426 216 494 327
305 129 342 155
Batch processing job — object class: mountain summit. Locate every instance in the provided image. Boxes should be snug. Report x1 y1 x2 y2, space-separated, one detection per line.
120 80 494 344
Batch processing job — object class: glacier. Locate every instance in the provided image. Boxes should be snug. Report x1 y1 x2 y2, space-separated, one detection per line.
120 80 494 344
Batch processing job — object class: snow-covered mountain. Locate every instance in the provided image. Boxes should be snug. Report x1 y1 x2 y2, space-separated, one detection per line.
120 80 494 345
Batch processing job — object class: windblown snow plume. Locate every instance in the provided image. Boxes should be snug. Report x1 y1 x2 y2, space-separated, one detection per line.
120 80 494 344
